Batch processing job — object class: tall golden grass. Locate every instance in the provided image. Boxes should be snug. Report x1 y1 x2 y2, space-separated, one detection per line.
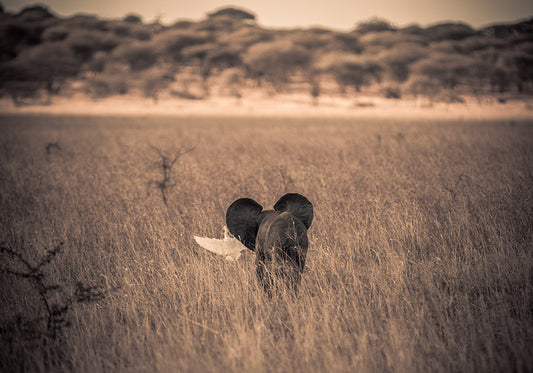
1 115 532 372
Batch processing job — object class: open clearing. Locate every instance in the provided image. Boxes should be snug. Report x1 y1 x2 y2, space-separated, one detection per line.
1 114 532 372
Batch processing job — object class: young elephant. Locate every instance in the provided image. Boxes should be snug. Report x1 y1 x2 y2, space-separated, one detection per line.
226 193 313 295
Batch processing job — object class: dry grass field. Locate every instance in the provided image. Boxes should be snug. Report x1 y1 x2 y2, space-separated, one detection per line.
0 114 532 372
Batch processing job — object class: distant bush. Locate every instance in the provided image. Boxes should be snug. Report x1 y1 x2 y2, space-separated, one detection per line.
140 69 174 102
359 31 425 49
0 40 81 103
355 17 396 34
428 40 464 54
424 22 476 41
510 46 533 92
473 47 533 93
404 75 441 99
66 29 122 61
217 26 273 49
196 15 247 33
153 30 211 62
433 36 505 54
435 92 466 103
382 84 402 99
243 39 311 90
179 42 242 86
377 43 427 82
331 32 363 53
14 41 79 97
205 45 242 71
85 51 108 72
61 14 108 30
181 43 217 61
112 41 158 71
411 53 476 90
287 30 334 51
169 88 203 100
208 7 256 21
219 67 244 98
481 50 532 94
0 62 42 105
316 52 382 92
489 62 513 93
123 14 142 24
483 18 533 38
41 25 69 42
170 20 196 29
17 5 55 21
310 79 320 105
399 24 425 35
0 20 47 61
85 73 128 98
108 21 152 40
459 56 493 94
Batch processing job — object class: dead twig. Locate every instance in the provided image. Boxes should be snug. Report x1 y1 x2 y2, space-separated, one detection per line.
45 142 61 162
0 242 108 339
148 144 196 207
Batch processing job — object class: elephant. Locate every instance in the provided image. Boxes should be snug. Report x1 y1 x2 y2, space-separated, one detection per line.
226 193 313 295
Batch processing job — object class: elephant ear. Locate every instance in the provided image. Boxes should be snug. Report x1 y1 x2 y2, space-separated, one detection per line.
226 198 263 251
274 193 313 229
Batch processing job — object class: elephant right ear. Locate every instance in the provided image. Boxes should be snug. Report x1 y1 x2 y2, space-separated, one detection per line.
226 198 263 251
274 193 313 229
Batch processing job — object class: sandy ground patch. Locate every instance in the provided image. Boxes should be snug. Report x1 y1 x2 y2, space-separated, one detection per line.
1 92 533 120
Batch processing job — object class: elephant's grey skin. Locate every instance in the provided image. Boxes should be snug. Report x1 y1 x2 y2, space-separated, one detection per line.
226 193 313 295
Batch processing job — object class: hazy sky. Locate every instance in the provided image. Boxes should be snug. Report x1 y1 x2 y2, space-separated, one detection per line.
3 0 533 29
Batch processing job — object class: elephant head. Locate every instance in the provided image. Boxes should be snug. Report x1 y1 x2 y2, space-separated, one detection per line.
226 193 313 295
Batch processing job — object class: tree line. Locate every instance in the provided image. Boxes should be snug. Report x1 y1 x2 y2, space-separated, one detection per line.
1 4 532 105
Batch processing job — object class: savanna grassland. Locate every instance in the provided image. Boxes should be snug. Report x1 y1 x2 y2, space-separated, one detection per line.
0 114 532 372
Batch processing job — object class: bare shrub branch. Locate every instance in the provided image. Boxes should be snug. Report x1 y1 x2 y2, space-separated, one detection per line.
0 242 108 340
148 144 196 207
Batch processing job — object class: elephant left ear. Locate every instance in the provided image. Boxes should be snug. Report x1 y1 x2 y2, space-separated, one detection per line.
226 198 263 251
274 193 313 229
